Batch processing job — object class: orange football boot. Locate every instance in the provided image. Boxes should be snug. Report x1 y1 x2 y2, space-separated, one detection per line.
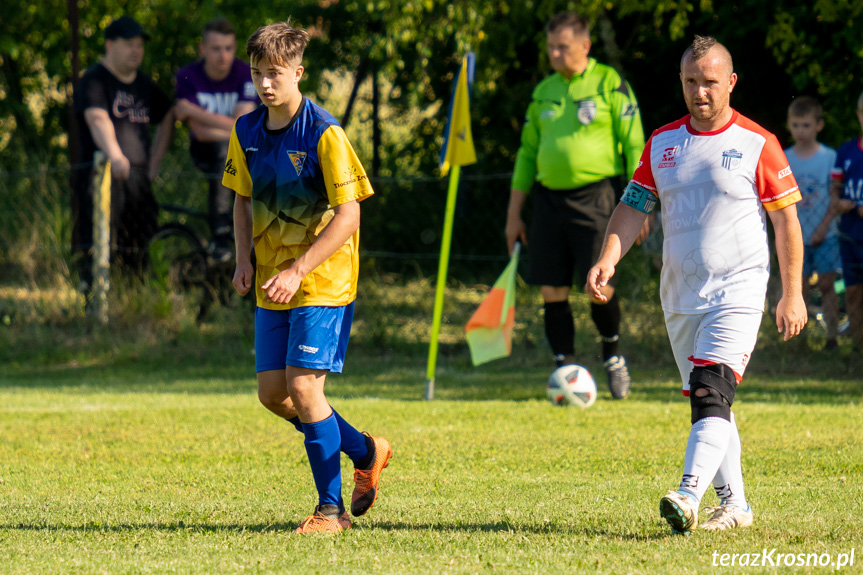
351 434 393 516
295 505 351 534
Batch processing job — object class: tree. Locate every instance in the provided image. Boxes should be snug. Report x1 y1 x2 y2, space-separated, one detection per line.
2 0 862 174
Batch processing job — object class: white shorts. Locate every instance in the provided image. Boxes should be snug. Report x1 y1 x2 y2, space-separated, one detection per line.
664 307 763 395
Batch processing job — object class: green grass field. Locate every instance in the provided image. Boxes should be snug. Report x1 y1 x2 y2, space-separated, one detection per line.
1 285 861 574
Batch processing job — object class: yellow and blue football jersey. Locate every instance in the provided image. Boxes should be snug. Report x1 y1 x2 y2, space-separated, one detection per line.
223 98 374 310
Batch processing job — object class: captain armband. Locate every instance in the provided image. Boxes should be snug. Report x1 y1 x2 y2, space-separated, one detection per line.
620 182 658 214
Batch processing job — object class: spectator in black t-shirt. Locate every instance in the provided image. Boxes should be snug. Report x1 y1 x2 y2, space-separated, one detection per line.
71 16 173 292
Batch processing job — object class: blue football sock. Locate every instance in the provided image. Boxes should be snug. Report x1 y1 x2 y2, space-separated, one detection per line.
287 416 303 433
302 412 343 509
331 407 370 466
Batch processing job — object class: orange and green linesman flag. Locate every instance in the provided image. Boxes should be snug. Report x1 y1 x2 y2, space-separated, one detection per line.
465 242 520 366
439 53 477 175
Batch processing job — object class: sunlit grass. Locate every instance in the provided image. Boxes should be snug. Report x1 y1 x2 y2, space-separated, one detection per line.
1 281 860 573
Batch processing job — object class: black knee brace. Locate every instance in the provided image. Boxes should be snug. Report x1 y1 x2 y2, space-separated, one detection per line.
689 363 737 424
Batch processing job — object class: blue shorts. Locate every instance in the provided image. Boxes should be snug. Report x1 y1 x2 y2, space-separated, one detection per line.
254 303 355 373
803 235 842 278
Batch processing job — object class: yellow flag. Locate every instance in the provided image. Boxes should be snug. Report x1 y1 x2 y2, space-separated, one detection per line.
439 55 477 176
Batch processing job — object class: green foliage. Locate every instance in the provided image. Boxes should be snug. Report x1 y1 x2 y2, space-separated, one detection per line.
0 163 70 285
5 0 863 179
766 1 863 142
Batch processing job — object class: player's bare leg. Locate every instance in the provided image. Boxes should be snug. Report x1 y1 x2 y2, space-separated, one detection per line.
257 369 299 420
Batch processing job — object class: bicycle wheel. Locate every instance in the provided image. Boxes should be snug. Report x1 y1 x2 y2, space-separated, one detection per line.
148 223 209 293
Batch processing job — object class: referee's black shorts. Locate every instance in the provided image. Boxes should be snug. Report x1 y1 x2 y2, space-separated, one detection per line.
527 177 621 289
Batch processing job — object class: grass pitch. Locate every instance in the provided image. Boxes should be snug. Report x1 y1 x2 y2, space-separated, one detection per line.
1 365 861 573
0 285 861 574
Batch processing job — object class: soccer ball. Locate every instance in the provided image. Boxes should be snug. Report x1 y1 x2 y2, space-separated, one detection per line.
546 364 597 408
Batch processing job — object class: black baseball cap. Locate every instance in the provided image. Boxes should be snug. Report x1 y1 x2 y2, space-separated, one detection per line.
104 16 150 40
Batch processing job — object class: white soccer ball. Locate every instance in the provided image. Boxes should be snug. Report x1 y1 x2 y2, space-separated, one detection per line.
546 364 597 408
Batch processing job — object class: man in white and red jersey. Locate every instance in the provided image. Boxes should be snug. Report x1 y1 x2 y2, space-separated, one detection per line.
586 35 807 535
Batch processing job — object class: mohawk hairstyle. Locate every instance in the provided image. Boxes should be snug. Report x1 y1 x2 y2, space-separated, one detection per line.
681 35 734 72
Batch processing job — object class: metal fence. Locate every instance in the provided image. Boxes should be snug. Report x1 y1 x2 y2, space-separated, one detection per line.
0 160 663 362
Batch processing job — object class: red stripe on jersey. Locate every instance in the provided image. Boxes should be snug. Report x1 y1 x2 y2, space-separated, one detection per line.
688 355 743 383
631 116 692 192
630 133 656 191
684 110 738 136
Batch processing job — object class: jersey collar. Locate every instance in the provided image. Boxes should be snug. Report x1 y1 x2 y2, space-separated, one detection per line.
685 109 739 136
557 57 597 83
263 96 307 135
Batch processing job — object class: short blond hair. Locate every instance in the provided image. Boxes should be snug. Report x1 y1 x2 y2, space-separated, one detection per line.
858 90 863 112
246 19 310 68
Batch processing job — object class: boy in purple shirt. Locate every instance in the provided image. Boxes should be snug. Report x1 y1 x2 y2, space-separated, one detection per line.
175 18 258 259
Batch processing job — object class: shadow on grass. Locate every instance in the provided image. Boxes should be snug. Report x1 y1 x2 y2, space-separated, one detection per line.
2 346 860 406
3 291 859 407
1 520 671 540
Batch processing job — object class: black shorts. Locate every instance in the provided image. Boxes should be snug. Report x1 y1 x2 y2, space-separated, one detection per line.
527 178 620 288
190 140 229 176
70 165 158 279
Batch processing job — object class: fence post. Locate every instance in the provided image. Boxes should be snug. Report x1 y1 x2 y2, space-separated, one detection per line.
90 151 110 324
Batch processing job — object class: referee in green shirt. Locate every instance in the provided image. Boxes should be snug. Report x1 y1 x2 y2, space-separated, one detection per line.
505 12 646 399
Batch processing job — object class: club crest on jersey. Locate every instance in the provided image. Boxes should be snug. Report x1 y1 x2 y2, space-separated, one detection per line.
577 100 597 125
287 151 307 176
722 149 743 171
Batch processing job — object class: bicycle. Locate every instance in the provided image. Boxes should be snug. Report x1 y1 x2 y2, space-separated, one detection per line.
147 202 237 318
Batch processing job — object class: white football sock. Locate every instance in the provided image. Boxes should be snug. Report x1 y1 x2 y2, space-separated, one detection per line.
711 411 748 509
678 416 732 504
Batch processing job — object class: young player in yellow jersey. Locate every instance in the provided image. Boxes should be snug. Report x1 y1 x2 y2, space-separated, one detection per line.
223 20 392 534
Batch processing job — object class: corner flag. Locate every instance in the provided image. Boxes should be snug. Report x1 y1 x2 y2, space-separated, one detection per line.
426 52 477 400
439 53 476 176
465 242 520 366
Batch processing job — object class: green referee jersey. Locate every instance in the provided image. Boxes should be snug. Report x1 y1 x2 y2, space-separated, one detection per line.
511 58 645 192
